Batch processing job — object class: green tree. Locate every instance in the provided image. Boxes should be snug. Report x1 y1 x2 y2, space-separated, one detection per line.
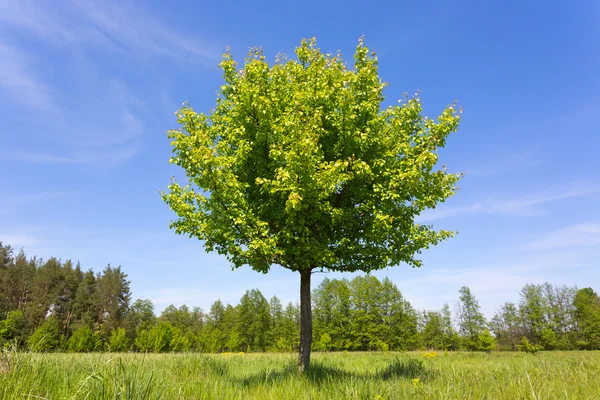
28 316 61 352
519 284 549 345
109 327 130 352
281 302 300 352
269 296 284 349
421 311 445 350
456 286 487 350
124 299 156 339
477 329 496 352
93 265 131 339
238 289 271 351
162 38 461 371
72 270 97 328
68 324 101 352
573 288 600 349
491 302 521 351
0 310 25 347
440 303 459 350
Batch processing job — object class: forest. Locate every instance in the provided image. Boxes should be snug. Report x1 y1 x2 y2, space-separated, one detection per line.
1 241 599 353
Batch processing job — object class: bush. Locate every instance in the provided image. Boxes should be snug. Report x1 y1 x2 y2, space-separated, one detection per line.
519 336 543 354
0 311 25 347
477 330 496 352
109 328 130 352
68 325 102 352
134 329 153 352
28 317 61 352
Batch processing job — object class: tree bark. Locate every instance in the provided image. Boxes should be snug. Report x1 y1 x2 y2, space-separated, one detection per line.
298 269 312 374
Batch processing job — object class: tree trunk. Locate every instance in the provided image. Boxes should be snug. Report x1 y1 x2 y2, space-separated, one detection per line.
298 269 312 374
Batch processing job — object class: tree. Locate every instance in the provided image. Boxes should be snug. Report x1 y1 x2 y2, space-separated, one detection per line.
109 327 130 352
162 38 461 371
269 296 284 348
491 302 521 351
28 316 61 352
573 288 600 349
93 265 131 339
238 289 271 351
456 286 487 350
68 324 101 352
124 299 156 338
0 310 25 347
421 311 445 350
477 329 496 352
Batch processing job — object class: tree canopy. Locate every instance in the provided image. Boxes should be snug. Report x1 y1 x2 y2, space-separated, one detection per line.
162 37 462 275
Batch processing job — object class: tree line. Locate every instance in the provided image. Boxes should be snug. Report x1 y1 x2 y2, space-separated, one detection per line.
1 241 599 352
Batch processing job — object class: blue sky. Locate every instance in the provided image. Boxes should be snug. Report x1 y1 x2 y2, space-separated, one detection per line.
1 0 599 318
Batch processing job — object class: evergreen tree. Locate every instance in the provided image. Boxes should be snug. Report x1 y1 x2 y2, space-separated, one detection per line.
93 265 131 339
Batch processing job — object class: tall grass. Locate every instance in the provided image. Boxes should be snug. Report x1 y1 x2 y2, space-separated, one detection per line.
1 350 599 399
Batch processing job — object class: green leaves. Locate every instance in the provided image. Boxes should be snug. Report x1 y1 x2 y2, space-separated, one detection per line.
163 37 462 274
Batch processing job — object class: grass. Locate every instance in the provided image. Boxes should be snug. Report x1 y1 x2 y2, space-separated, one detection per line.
1 351 599 399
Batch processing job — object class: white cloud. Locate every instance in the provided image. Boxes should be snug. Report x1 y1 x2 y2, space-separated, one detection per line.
524 222 600 249
0 42 53 109
0 1 220 168
0 0 220 62
418 182 600 222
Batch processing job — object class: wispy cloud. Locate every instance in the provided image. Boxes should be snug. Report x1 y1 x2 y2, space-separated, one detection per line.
417 182 600 222
1 1 220 168
0 0 220 62
524 222 600 249
0 41 53 109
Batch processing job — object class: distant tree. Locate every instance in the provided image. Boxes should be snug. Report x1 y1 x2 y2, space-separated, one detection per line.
238 289 271 351
134 329 153 352
109 327 130 352
28 316 61 352
0 250 35 321
268 296 284 349
312 278 353 350
72 270 97 328
68 324 101 352
573 288 600 349
147 321 173 352
384 280 420 351
281 302 300 352
0 310 25 347
350 275 387 350
456 286 487 350
93 265 131 339
221 304 239 351
162 37 462 372
519 284 549 345
421 311 445 350
477 329 496 352
491 302 521 351
124 299 156 338
440 303 459 350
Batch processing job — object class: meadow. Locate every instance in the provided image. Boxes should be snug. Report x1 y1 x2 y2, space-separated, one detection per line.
1 351 599 399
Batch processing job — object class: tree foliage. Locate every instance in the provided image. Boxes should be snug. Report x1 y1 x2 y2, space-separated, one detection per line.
1 240 597 353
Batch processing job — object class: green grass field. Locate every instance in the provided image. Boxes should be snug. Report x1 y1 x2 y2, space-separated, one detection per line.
1 351 599 399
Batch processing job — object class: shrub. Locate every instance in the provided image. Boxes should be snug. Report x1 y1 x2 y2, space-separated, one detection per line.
28 317 61 352
68 325 102 352
109 328 130 352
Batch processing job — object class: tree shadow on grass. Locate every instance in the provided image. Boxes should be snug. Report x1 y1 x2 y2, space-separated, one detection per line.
203 356 433 389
